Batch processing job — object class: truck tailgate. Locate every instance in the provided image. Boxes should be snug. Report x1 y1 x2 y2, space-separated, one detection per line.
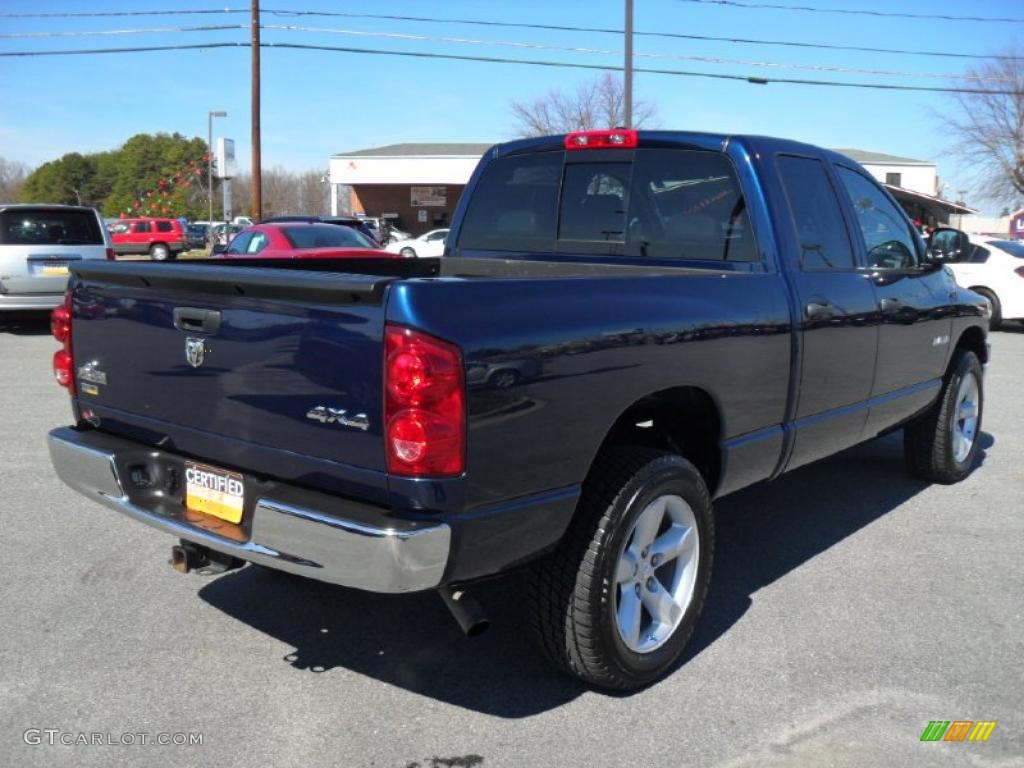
69 261 394 499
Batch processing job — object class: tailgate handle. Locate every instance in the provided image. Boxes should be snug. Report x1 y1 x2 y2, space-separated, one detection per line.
173 307 222 334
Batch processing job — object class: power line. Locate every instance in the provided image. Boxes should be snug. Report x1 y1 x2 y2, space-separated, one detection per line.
0 40 1020 96
0 24 245 38
258 9 1024 59
260 24 1014 82
0 8 247 17
1 19 1008 81
676 0 1024 24
1 7 1020 61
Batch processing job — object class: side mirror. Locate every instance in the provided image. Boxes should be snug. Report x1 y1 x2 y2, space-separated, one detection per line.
211 243 227 255
926 227 970 263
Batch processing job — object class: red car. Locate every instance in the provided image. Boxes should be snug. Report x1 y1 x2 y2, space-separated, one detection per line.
110 218 187 261
215 222 398 259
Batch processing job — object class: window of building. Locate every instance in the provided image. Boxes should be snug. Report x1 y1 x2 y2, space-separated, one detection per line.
885 172 902 187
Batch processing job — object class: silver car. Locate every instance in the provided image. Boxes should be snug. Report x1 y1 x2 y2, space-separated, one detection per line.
0 204 113 310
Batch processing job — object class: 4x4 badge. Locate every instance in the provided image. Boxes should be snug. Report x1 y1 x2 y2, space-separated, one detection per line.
185 337 206 368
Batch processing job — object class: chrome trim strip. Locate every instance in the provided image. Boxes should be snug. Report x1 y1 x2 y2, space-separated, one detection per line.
48 428 450 593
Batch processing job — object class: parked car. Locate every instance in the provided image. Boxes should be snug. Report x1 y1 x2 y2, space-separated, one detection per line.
110 217 187 260
185 223 209 250
209 223 243 247
385 228 449 258
48 129 988 690
934 232 1024 329
0 204 113 310
259 215 380 245
213 222 395 259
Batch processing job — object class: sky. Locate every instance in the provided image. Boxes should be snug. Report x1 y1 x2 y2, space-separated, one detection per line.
0 0 1022 214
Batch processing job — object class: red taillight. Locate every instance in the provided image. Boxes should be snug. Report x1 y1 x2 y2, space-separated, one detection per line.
565 129 638 150
51 305 70 343
106 247 116 260
53 349 73 388
51 291 75 394
1015 266 1024 278
384 325 464 476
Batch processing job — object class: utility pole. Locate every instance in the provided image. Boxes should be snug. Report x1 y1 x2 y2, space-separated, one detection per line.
251 0 262 220
624 0 633 128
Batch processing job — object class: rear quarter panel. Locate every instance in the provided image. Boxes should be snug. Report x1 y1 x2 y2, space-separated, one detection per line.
388 272 792 510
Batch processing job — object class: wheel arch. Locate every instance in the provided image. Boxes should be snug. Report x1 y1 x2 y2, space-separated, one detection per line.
953 324 988 367
590 386 723 496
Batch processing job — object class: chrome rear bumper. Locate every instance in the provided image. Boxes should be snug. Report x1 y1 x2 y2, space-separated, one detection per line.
48 427 450 593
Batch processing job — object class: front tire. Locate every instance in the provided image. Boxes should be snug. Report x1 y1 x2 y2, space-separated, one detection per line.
400 247 417 258
528 448 714 690
904 349 983 484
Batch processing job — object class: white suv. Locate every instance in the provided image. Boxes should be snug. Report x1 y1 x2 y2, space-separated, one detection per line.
947 235 1024 330
0 204 113 310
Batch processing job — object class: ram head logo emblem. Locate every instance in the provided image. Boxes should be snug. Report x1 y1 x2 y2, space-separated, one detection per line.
185 337 206 368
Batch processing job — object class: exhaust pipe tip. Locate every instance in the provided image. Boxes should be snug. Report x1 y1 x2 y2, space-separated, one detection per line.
439 588 489 637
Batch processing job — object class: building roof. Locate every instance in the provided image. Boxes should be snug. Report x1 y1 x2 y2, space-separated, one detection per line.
832 148 932 166
332 143 493 158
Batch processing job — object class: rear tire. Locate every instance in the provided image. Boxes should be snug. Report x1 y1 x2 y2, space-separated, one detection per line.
528 447 714 690
400 247 417 258
972 288 1001 331
150 243 170 261
904 349 983 484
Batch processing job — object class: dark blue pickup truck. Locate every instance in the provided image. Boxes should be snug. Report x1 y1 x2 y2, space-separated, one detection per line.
48 130 988 689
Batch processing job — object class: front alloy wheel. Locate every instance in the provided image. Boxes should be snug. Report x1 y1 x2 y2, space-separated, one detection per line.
905 349 984 484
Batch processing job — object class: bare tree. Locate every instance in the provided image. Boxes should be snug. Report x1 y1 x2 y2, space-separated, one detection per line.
0 157 30 201
509 72 658 137
941 49 1024 204
225 167 330 218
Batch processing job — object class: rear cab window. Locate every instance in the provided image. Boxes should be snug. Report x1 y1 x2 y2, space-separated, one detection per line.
0 208 103 245
457 147 759 266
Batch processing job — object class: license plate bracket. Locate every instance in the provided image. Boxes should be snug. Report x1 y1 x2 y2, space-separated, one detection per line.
184 461 245 524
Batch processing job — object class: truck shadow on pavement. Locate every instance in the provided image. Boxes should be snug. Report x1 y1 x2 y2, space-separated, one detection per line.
198 430 992 718
0 311 52 335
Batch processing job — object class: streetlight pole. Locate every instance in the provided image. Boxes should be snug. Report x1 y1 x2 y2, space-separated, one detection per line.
207 110 227 227
624 0 633 128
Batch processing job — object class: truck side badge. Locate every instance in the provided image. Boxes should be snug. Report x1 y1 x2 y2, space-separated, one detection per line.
306 406 370 432
185 337 206 368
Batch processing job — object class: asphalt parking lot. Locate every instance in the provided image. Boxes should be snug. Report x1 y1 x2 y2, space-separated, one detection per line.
2 312 1022 768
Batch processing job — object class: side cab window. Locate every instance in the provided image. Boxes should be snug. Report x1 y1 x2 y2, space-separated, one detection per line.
835 166 919 270
776 154 856 271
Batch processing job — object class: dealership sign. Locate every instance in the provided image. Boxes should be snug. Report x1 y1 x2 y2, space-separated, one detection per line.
1011 209 1024 237
411 186 447 207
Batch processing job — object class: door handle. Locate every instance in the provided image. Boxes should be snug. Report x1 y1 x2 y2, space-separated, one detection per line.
879 297 903 312
173 307 222 334
805 301 835 320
